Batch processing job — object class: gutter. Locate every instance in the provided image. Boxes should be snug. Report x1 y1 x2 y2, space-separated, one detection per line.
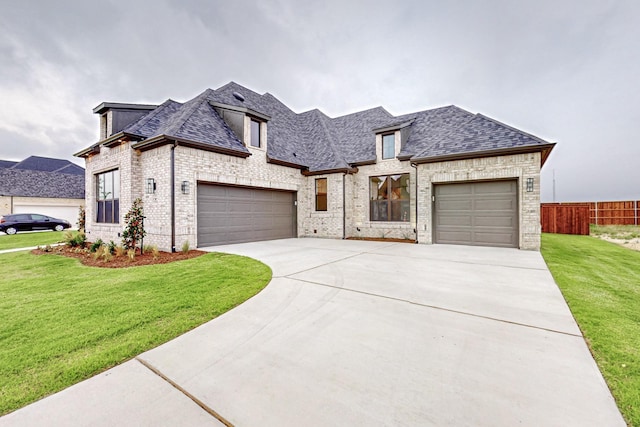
302 166 358 177
170 142 176 253
132 135 251 158
342 172 346 239
411 162 418 243
410 144 557 165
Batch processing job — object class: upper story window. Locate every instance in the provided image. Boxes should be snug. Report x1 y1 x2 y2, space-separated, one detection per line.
370 174 410 222
382 134 395 159
315 178 327 211
96 169 120 223
250 119 261 148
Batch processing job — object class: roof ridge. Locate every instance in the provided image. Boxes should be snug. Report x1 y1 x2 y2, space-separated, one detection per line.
123 99 181 134
314 110 350 169
164 89 215 136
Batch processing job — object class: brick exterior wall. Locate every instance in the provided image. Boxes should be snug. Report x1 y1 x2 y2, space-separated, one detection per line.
416 152 542 250
347 131 416 240
83 132 542 251
84 142 140 246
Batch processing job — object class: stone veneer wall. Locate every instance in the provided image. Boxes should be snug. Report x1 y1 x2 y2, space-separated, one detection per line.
416 152 542 250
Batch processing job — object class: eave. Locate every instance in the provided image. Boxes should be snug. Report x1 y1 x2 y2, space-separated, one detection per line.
266 156 307 170
208 101 271 121
411 143 557 166
302 166 358 176
131 135 251 158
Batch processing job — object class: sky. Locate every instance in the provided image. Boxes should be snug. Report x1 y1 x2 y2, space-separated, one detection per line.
1 0 638 202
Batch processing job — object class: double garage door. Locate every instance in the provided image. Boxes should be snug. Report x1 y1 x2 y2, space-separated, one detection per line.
197 183 297 247
434 180 519 248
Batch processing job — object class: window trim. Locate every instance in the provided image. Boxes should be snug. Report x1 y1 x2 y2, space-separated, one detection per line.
381 133 395 160
250 118 261 148
315 178 327 211
95 169 120 224
369 173 410 222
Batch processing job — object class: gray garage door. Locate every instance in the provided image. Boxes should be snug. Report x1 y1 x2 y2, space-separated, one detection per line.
434 180 518 248
197 184 297 247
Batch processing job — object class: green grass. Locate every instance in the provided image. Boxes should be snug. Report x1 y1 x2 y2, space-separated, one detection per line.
541 233 640 425
590 224 640 240
0 231 70 251
0 251 271 415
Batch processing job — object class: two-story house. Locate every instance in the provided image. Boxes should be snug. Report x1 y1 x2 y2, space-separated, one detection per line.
74 82 554 251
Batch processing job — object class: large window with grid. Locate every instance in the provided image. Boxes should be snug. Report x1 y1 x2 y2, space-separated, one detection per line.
370 174 410 221
96 169 120 223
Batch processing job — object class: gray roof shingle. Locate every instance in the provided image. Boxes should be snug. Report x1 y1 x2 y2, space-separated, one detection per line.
98 82 552 173
0 160 18 168
10 156 85 175
0 168 85 199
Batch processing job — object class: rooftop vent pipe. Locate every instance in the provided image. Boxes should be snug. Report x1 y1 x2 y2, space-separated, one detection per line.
232 92 245 102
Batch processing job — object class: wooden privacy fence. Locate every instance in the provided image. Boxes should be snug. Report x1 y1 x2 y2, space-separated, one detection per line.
541 203 590 235
589 200 640 225
541 200 640 235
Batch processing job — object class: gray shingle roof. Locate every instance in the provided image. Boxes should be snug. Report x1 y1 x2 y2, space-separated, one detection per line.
412 113 552 161
0 168 85 199
9 156 85 175
98 82 552 173
0 160 18 168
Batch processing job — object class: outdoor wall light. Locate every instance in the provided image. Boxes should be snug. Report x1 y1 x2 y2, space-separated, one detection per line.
526 177 534 192
146 178 156 194
181 181 190 195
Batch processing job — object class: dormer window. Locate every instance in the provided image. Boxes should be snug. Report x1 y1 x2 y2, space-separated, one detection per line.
250 119 261 148
382 134 395 159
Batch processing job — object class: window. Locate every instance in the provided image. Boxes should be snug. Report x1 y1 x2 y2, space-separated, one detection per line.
382 133 395 159
315 178 327 211
370 174 410 222
96 169 120 223
250 119 261 148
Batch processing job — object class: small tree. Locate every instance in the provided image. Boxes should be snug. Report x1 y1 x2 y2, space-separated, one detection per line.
77 206 86 232
122 198 146 253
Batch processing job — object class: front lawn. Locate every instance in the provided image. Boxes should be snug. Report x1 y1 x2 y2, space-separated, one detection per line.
0 231 69 251
0 251 271 415
541 233 640 425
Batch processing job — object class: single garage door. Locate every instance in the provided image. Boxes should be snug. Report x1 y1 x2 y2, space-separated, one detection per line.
197 183 297 247
434 180 518 248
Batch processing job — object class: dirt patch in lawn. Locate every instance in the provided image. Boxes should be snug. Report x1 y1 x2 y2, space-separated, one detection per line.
32 245 206 268
595 236 640 252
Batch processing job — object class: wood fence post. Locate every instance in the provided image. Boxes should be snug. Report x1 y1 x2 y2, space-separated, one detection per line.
595 201 598 225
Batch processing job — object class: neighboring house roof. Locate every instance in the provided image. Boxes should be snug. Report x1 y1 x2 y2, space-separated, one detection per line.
0 168 85 199
0 160 18 168
8 156 85 175
79 82 555 173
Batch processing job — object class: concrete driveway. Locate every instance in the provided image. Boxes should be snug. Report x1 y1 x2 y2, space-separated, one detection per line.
0 239 625 426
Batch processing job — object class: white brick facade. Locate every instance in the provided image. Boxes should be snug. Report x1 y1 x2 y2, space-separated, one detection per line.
416 152 542 250
83 137 543 251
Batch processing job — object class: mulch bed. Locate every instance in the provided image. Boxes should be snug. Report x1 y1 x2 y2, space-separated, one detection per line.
31 245 206 268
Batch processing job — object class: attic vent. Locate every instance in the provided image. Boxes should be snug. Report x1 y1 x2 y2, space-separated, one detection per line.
232 92 245 102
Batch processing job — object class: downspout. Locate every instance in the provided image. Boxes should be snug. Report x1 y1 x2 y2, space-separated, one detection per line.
411 162 418 243
342 172 346 239
170 142 176 252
